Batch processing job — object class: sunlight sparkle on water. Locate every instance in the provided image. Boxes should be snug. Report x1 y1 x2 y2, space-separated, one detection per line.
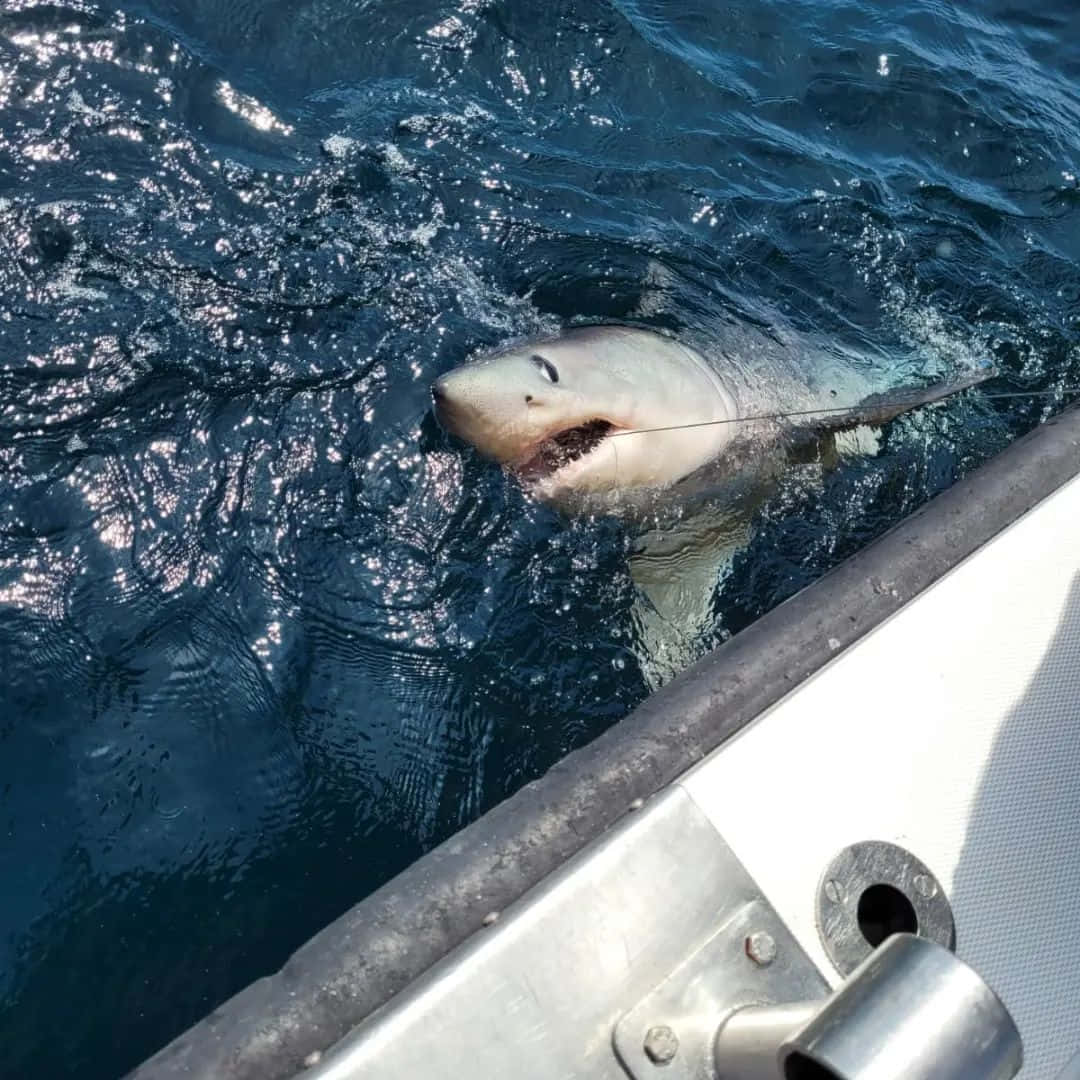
215 80 294 136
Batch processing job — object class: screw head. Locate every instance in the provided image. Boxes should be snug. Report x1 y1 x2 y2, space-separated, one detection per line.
913 873 938 899
745 930 778 966
823 878 845 904
643 1024 679 1065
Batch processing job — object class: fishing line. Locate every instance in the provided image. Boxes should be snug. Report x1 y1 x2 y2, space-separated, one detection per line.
606 387 1080 439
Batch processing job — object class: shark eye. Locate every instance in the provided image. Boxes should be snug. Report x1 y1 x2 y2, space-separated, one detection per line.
532 354 559 384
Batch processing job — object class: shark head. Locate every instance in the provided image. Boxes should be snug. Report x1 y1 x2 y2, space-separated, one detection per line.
431 326 738 503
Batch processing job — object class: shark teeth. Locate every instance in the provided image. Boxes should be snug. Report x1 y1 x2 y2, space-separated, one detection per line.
516 419 614 480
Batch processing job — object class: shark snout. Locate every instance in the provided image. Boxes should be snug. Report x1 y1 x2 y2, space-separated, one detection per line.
431 374 469 440
430 376 459 427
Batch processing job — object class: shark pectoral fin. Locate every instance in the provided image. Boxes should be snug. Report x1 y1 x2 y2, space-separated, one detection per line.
818 367 995 433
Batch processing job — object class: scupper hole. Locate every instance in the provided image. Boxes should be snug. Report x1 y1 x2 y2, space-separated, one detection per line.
856 883 917 947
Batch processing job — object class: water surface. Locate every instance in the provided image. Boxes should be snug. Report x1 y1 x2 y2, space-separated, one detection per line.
0 0 1077 1075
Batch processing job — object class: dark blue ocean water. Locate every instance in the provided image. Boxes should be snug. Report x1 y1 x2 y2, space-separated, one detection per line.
0 0 1077 1075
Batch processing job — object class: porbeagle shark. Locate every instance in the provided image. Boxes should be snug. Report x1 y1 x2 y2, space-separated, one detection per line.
431 323 989 513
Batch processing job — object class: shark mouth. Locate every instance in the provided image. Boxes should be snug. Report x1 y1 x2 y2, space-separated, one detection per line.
516 419 616 480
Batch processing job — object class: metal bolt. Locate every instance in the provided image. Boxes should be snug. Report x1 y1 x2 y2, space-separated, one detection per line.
745 930 777 966
823 878 845 904
643 1025 679 1065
